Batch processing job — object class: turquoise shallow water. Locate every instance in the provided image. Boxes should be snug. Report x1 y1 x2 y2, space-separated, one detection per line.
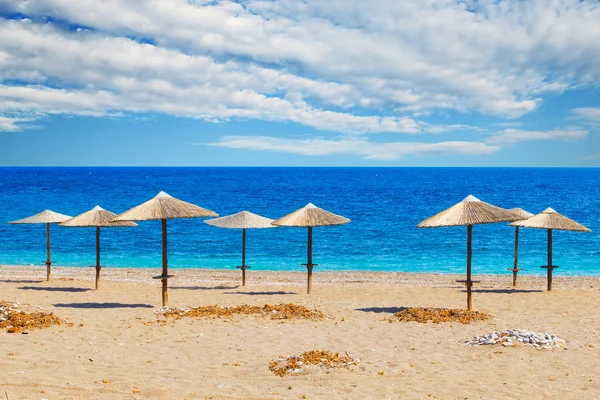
0 167 598 276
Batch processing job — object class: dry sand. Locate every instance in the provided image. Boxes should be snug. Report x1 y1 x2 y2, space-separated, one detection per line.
1 265 600 399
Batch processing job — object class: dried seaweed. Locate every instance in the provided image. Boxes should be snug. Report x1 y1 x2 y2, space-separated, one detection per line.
269 350 358 377
388 307 489 324
161 303 324 321
0 301 63 333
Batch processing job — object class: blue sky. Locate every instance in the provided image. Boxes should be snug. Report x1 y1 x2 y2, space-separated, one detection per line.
0 0 599 166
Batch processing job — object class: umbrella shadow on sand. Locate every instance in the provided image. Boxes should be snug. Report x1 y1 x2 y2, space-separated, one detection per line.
460 288 543 294
0 279 44 284
355 306 408 314
19 286 91 293
224 291 297 296
171 285 240 291
53 302 153 309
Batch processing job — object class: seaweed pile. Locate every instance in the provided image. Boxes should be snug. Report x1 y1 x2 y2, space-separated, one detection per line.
0 301 63 333
388 307 489 324
161 303 324 321
269 350 358 377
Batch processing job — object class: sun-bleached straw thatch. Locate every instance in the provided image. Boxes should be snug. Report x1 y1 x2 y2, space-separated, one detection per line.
271 203 351 227
417 195 521 228
205 211 276 286
9 210 72 224
506 207 534 287
417 195 521 310
508 207 534 221
112 191 218 307
510 207 591 291
510 207 591 232
112 191 217 221
8 209 72 282
60 206 137 290
60 205 137 228
205 211 276 229
272 203 350 294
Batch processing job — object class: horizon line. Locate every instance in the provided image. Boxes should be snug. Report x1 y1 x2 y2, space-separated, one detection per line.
0 165 599 169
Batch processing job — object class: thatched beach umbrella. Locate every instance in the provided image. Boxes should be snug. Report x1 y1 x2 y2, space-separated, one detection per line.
8 210 72 281
506 208 534 287
205 211 276 286
511 208 591 291
112 191 218 307
60 206 137 290
417 195 520 310
272 203 350 294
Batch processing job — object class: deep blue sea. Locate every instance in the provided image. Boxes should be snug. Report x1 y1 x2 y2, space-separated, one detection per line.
0 167 598 276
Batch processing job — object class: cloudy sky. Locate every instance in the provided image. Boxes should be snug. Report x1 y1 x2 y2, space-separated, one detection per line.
0 0 599 166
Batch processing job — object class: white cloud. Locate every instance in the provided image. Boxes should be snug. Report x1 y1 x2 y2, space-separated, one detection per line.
530 82 570 95
580 152 600 161
0 116 37 132
205 123 590 160
208 136 499 160
572 107 600 124
1 2 600 116
421 124 481 134
487 129 588 145
204 125 590 161
0 0 599 144
0 20 430 134
492 121 524 128
0 84 422 134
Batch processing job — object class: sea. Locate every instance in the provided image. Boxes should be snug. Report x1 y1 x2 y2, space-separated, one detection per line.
0 167 598 276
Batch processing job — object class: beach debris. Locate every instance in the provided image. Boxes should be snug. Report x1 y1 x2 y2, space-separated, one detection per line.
388 307 489 324
0 301 63 333
466 329 565 349
159 303 324 321
269 350 358 377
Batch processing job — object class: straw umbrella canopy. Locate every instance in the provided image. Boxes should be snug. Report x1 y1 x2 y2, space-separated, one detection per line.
511 207 591 291
272 203 350 294
60 206 137 290
205 211 276 286
506 208 534 288
112 191 218 307
417 195 521 310
8 210 72 281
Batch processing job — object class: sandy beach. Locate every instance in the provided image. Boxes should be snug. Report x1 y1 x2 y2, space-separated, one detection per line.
1 265 600 399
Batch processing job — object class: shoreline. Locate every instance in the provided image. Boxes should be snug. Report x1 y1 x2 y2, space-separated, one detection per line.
2 264 599 290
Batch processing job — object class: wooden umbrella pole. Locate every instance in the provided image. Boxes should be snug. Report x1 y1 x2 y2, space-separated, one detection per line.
95 227 101 290
241 228 247 286
46 223 51 282
513 226 519 287
547 229 553 291
307 226 313 295
466 225 473 311
162 219 168 307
